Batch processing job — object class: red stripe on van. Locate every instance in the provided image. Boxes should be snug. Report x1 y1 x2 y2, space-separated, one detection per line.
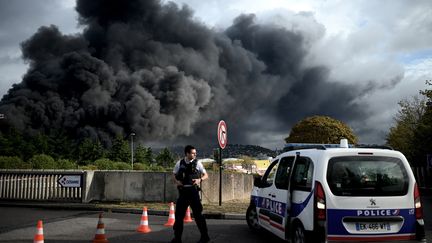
259 215 269 221
258 214 285 232
269 221 285 232
328 234 415 241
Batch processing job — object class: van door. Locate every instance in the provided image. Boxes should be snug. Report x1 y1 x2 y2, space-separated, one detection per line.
257 157 295 239
325 156 415 241
256 159 279 232
290 157 315 232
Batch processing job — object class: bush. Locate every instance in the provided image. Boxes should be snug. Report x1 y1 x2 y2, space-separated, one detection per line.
133 163 146 170
79 165 98 170
147 165 167 172
113 162 132 170
0 156 31 169
94 158 115 170
29 154 56 169
56 159 77 169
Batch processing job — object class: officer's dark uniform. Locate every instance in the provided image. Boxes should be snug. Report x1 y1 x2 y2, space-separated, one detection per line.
172 159 209 243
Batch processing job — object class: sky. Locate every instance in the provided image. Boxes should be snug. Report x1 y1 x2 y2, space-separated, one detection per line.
0 0 431 149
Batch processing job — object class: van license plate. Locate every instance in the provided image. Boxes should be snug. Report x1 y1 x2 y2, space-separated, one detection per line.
355 222 391 232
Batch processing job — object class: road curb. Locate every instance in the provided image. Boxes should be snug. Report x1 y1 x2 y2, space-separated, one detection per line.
0 202 245 220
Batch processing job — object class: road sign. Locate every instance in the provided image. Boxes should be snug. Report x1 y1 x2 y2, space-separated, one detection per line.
57 175 82 187
217 120 227 149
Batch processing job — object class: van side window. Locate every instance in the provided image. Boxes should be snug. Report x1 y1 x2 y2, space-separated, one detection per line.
262 160 279 187
292 157 314 191
275 157 294 190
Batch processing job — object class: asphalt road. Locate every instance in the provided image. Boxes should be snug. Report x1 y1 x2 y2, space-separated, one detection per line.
0 207 282 243
1 196 432 242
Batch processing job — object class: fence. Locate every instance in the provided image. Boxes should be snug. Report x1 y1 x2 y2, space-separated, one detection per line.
0 170 254 204
0 170 84 202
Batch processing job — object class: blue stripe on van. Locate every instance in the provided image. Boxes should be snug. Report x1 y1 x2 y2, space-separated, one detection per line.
251 190 314 218
327 208 416 235
291 190 314 217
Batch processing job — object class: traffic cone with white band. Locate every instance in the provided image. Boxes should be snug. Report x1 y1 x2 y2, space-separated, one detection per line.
164 202 175 226
136 207 152 233
33 220 44 243
184 206 193 223
92 213 108 243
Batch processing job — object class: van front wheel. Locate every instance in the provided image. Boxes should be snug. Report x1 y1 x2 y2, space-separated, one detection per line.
292 223 306 243
246 205 261 232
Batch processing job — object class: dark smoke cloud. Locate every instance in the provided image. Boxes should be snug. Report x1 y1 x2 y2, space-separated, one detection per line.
0 0 386 147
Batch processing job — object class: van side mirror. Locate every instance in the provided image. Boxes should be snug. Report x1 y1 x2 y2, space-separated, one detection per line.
254 176 262 187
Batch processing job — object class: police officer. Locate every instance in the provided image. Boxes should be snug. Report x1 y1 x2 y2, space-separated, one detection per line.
171 145 210 243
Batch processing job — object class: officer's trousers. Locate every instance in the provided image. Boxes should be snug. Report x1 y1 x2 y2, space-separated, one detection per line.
173 186 209 240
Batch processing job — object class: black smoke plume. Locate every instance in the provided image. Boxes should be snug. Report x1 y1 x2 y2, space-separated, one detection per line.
0 0 384 147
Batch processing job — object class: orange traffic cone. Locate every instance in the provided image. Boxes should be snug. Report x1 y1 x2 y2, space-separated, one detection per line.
92 213 108 243
33 220 44 243
136 207 152 233
164 202 175 226
184 206 193 223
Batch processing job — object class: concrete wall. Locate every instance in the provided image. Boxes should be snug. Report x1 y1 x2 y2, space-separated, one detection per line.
83 171 253 203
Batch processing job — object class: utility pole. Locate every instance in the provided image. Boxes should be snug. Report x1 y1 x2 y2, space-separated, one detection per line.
130 133 136 169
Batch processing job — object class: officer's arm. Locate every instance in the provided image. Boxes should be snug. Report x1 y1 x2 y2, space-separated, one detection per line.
193 172 208 185
172 173 183 186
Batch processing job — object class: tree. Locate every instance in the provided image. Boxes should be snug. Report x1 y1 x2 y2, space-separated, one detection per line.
48 131 76 160
135 145 153 165
410 81 432 165
78 138 105 165
108 135 130 163
285 116 358 144
386 96 426 162
155 148 176 168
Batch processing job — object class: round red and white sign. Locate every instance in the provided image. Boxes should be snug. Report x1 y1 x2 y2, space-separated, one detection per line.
217 120 227 149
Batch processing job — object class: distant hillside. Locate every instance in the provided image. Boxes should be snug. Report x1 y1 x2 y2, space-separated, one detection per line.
159 144 276 159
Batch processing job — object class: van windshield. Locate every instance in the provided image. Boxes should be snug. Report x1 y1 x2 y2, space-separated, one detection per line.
327 156 409 196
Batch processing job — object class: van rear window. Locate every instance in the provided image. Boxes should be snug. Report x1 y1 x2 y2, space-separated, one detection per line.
327 156 409 196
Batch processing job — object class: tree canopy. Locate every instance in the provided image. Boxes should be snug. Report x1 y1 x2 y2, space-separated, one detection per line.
387 81 432 165
285 116 358 144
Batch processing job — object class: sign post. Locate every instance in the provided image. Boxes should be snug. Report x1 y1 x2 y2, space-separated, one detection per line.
217 120 227 206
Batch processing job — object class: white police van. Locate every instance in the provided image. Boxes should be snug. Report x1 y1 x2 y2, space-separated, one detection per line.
246 139 426 242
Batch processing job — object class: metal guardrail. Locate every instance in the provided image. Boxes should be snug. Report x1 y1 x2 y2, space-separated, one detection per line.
0 170 85 202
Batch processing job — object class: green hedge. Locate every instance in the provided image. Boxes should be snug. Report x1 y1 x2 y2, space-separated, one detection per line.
56 159 77 169
0 156 31 169
29 154 56 169
94 158 115 170
113 162 132 170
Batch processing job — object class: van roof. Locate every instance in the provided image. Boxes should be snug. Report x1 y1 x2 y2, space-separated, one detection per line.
283 143 393 152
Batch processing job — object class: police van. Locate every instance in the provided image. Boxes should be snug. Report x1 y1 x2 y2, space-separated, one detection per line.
246 139 426 242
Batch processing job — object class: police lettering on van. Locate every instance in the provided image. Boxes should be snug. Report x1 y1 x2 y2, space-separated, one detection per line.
356 209 400 217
